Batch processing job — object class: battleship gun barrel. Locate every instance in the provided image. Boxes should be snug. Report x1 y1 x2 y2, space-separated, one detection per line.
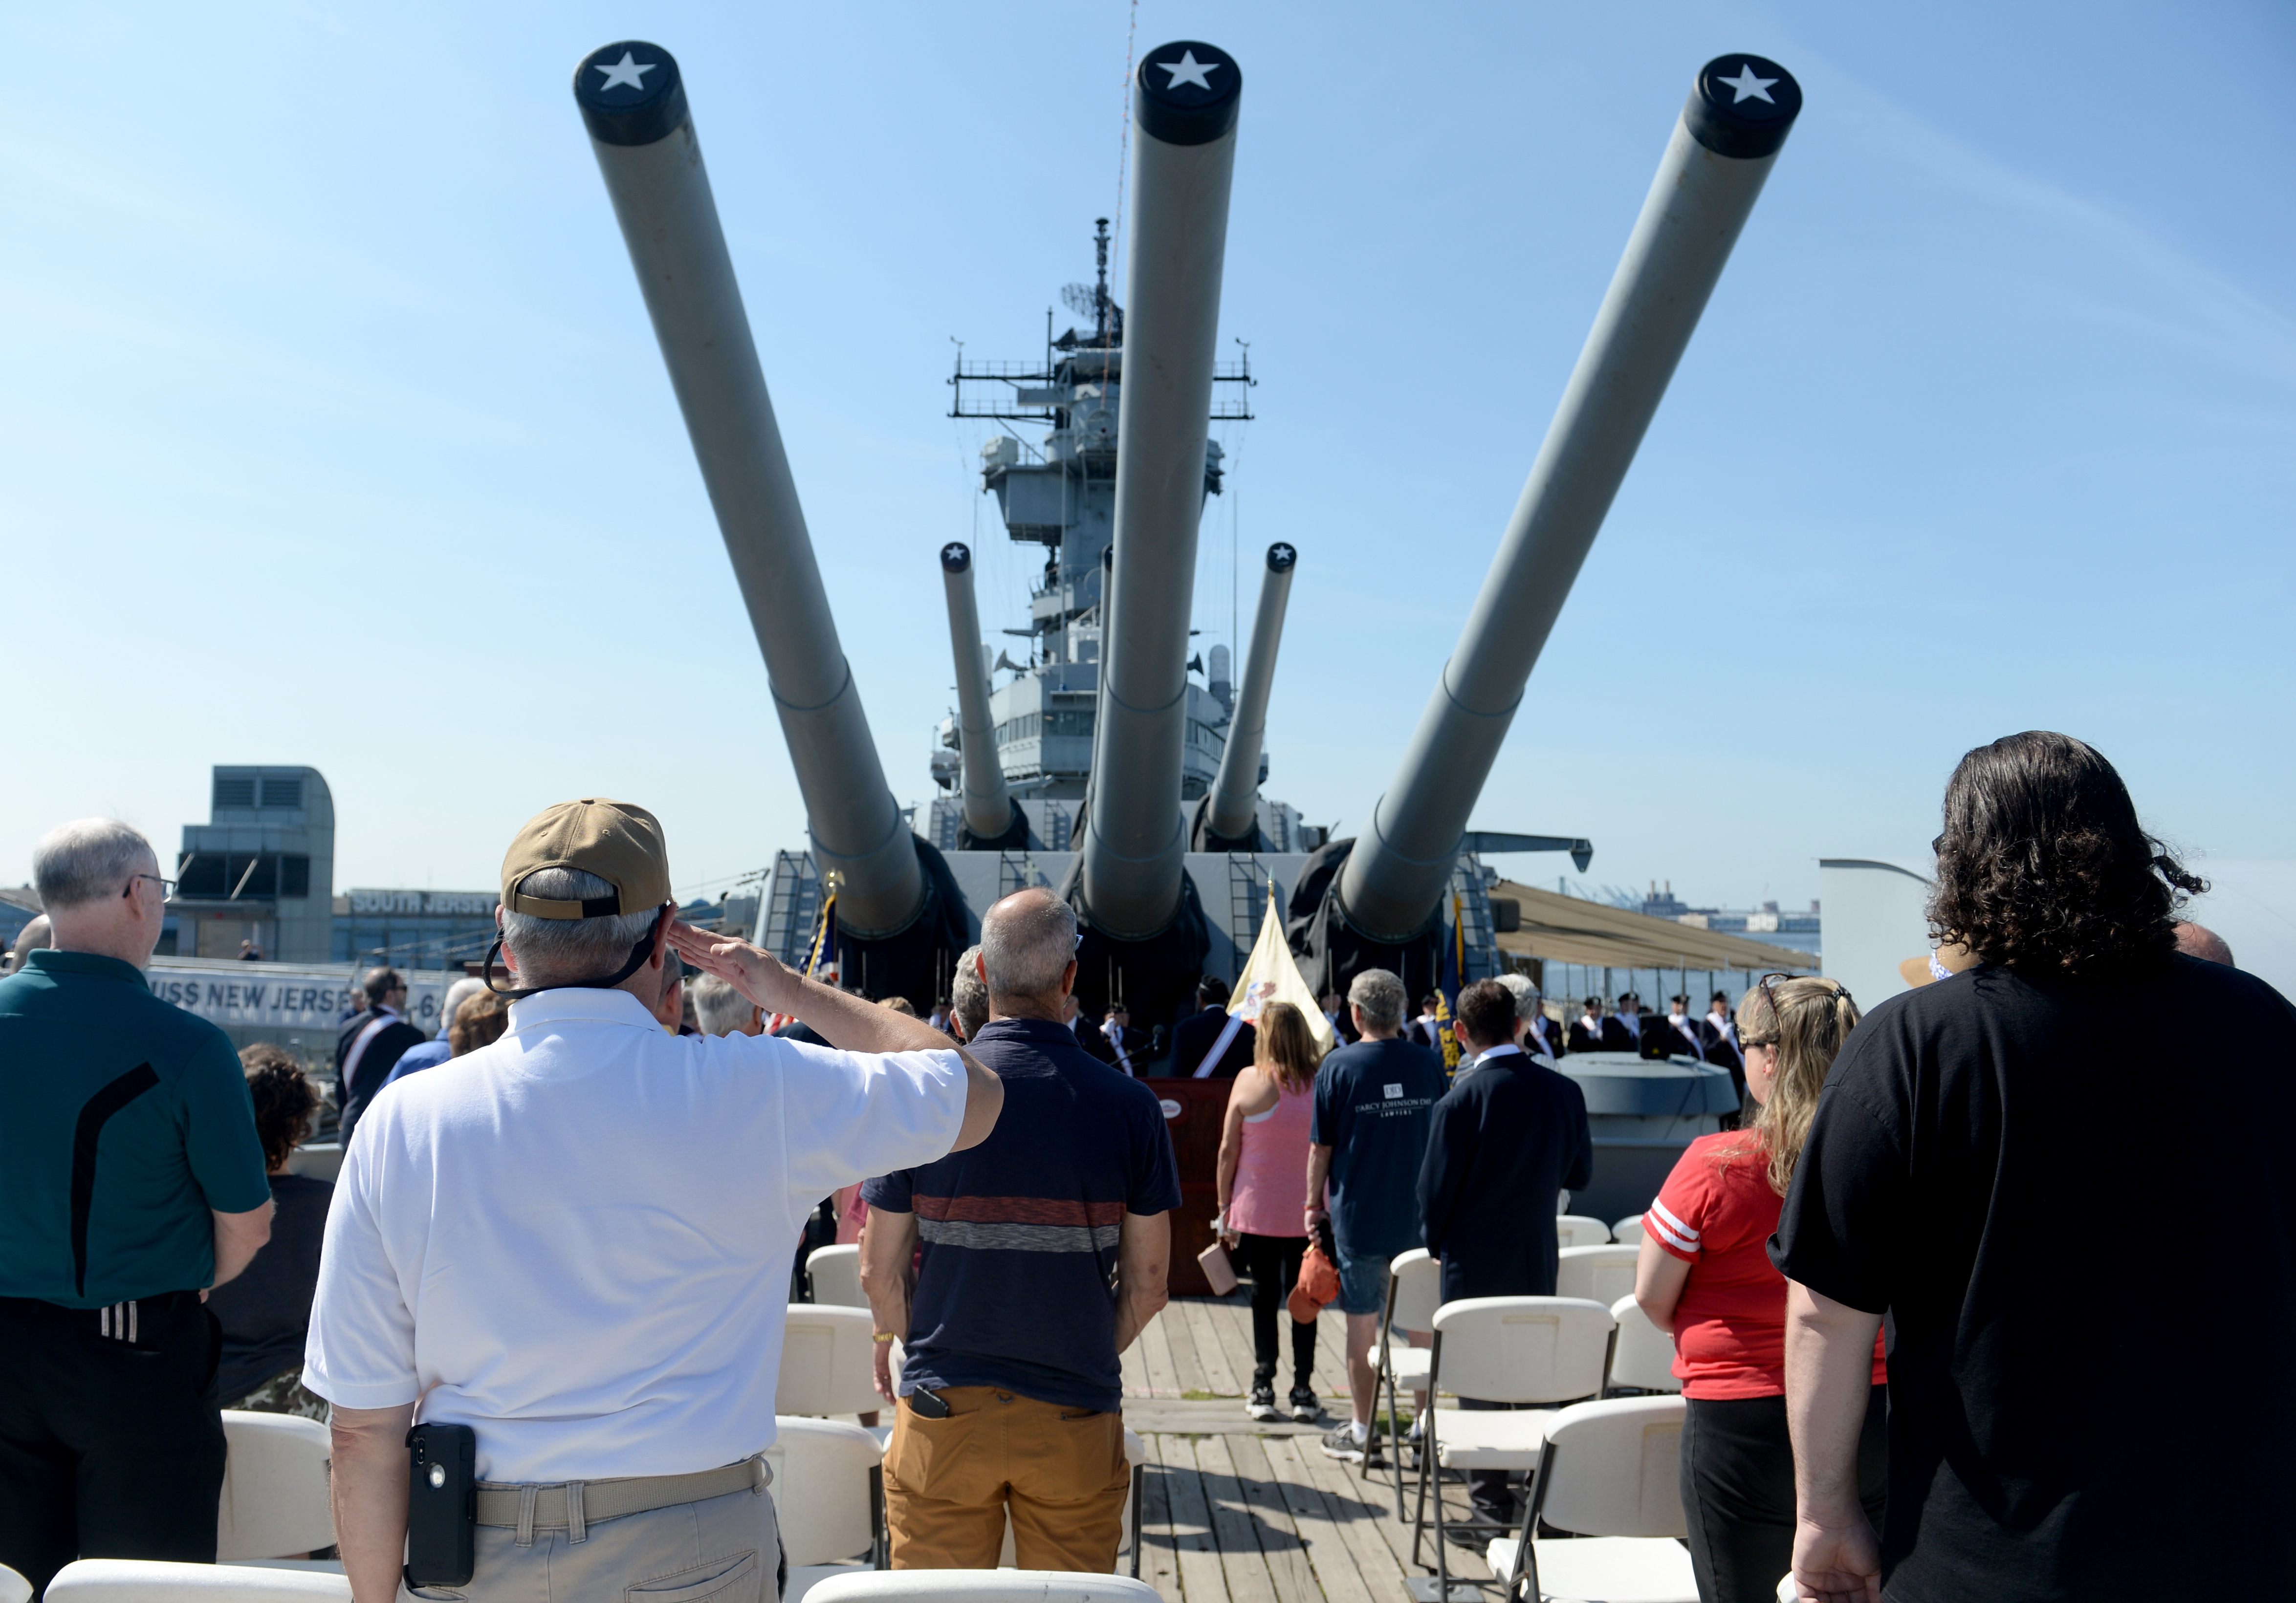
1337 55 1802 941
574 42 923 935
1079 40 1244 939
1205 542 1297 842
938 542 1013 840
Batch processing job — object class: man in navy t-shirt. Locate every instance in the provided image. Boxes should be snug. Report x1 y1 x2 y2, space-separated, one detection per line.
1306 967 1443 1463
861 888 1180 1573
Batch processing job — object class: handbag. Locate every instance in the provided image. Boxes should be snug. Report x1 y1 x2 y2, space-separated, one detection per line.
1196 1238 1239 1297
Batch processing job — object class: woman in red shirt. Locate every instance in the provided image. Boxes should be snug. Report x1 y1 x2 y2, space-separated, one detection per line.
1634 976 1886 1603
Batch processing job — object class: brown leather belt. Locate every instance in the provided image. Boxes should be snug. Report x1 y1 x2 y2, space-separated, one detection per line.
473 1455 769 1531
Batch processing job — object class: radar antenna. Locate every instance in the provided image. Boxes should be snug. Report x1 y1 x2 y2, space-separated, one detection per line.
1056 219 1121 345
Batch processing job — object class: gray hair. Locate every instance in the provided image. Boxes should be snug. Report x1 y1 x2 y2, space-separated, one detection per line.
1347 967 1407 1030
437 977 487 1035
980 889 1077 1000
950 945 988 1039
32 819 154 911
1495 972 1543 1021
689 973 756 1035
500 866 661 989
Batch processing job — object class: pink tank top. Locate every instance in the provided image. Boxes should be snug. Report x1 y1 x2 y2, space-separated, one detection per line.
1227 1079 1314 1238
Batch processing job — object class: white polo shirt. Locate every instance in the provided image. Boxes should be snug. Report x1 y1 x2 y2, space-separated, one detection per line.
303 987 966 1483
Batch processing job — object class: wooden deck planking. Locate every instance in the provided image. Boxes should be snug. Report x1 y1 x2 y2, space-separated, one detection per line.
1165 1305 1211 1397
1156 1434 1230 1603
1195 1435 1284 1603
1262 1435 1405 1603
1222 1432 1325 1603
1182 1297 1245 1397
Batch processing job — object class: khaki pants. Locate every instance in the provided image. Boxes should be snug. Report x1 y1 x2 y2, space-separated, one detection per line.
883 1386 1129 1572
402 1481 780 1603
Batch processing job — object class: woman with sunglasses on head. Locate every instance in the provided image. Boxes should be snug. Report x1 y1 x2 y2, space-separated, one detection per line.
1633 976 1885 1603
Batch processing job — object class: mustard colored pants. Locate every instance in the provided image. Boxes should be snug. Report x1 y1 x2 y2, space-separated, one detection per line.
883 1386 1129 1572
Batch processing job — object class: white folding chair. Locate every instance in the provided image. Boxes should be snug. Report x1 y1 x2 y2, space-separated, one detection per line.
1556 1214 1613 1249
1410 1297 1616 1598
1604 1296 1682 1396
1374 1249 1442 1516
1556 1244 1641 1307
808 1243 867 1308
1613 1214 1647 1247
0 1564 30 1603
46 1560 350 1600
769 1415 888 1600
216 1411 335 1560
992 1427 1148 1578
807 1572 1160 1603
778 1305 885 1417
1484 1396 1695 1602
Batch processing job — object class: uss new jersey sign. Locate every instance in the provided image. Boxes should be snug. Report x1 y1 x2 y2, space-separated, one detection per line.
146 956 463 1033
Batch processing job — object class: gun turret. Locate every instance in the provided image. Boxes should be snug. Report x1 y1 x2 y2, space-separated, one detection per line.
575 42 964 994
939 542 1025 848
1075 40 1243 942
1330 55 1802 948
1200 542 1297 848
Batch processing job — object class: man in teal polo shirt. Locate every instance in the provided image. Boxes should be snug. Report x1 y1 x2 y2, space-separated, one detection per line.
0 819 275 1594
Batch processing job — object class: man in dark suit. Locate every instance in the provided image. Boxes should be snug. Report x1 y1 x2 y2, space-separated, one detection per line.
334 967 427 1145
1096 1004 1146 1075
1169 975 1255 1078
1418 979 1594 1530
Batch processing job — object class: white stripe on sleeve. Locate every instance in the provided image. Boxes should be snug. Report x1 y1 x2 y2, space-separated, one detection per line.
1646 1201 1701 1255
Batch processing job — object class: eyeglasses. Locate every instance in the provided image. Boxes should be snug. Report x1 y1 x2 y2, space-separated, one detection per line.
127 873 177 899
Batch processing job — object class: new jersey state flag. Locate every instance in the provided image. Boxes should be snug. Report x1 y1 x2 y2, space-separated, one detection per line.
1231 880 1336 1058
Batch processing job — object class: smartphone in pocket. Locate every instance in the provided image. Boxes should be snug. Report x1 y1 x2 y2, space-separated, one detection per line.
405 1422 477 1589
907 1385 952 1420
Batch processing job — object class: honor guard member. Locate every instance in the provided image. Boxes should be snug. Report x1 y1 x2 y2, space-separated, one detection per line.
1663 995 1704 1058
0 821 275 1596
1604 993 1644 1052
1172 975 1257 1079
1568 996 1608 1054
307 800 1003 1603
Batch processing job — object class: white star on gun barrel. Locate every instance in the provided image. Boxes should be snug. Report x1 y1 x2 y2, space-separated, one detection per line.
1156 50 1220 92
1714 63 1778 104
592 51 657 93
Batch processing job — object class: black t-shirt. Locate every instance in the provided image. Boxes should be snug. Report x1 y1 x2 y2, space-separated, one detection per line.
1772 954 2296 1600
208 1171 333 1403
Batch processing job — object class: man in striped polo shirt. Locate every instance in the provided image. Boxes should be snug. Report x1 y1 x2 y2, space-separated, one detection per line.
861 888 1180 1571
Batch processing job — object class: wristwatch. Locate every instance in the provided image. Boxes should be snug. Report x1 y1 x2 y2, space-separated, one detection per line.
872 1331 897 1344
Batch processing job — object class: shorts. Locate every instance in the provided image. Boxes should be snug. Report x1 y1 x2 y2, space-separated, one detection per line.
1334 1245 1391 1317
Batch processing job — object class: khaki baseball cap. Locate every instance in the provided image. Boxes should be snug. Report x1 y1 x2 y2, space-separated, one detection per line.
500 799 672 919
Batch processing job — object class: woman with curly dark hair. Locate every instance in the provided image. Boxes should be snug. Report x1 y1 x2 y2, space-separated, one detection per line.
207 1044 332 1420
1772 732 2296 1602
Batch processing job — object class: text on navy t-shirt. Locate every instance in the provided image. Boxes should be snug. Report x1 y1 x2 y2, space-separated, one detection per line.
1311 1036 1444 1263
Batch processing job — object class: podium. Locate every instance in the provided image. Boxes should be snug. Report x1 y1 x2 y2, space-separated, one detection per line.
1149 1076 1233 1297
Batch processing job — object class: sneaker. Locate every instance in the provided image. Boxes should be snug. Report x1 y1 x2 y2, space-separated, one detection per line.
1246 1382 1279 1423
1289 1386 1320 1424
1317 1423 1367 1462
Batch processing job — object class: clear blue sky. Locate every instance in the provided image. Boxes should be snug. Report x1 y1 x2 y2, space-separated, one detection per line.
6 1 2291 912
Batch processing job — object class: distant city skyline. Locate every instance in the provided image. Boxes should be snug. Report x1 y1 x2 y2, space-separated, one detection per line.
5 2 2289 909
